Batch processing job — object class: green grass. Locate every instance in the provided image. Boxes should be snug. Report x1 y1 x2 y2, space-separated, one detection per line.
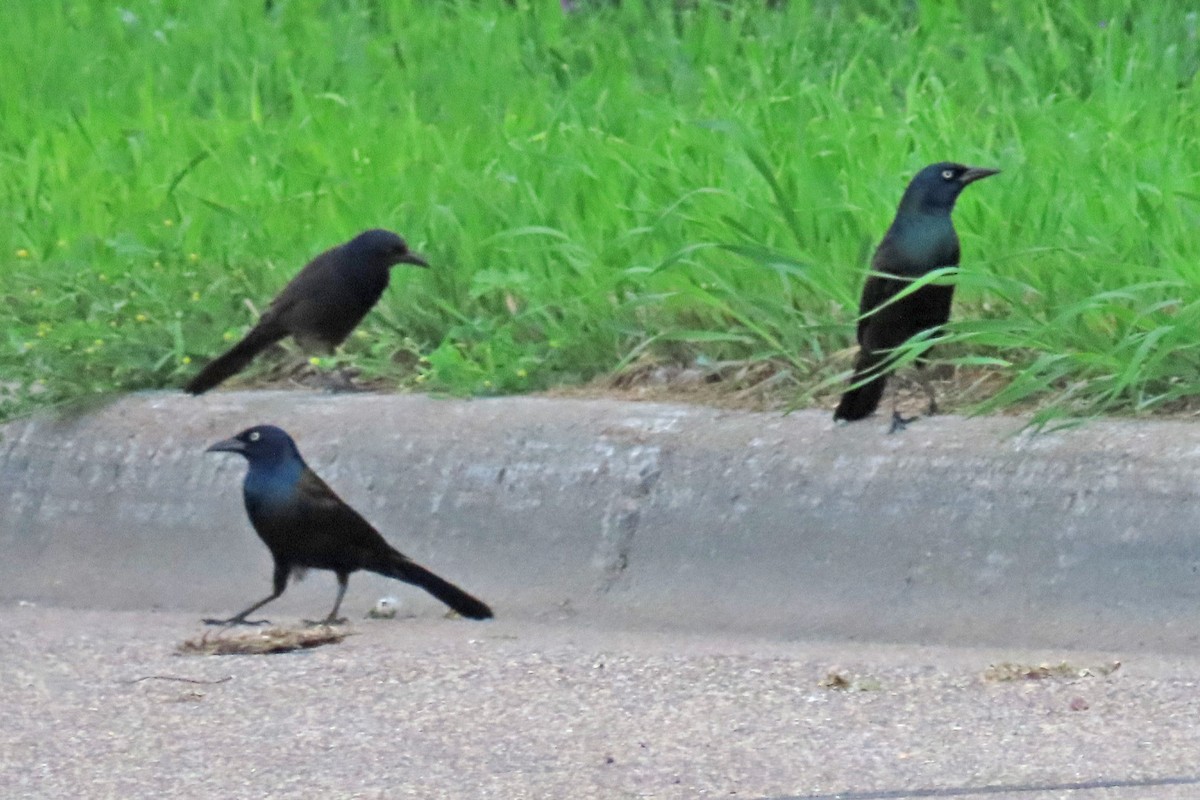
4 0 1200 423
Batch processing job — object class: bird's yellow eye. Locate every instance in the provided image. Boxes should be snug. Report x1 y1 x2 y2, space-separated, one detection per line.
249 431 261 442
941 169 956 180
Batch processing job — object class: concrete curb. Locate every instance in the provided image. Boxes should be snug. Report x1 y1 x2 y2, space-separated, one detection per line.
2 392 1199 651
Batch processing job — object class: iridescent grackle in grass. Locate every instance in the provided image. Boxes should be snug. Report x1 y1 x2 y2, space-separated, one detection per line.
184 229 428 394
834 163 999 431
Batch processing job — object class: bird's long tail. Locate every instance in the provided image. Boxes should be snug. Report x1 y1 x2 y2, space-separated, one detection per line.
833 347 889 422
379 555 494 620
184 322 287 395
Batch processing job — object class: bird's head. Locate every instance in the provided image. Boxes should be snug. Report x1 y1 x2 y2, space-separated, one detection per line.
207 424 302 464
900 162 1000 215
345 228 429 270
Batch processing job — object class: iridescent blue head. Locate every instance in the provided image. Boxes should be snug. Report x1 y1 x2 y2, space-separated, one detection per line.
206 424 303 466
896 162 1000 216
343 229 429 270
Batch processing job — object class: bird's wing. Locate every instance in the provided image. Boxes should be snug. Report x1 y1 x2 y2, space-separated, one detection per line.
291 468 400 564
259 249 339 320
856 234 925 344
293 467 350 513
856 272 900 345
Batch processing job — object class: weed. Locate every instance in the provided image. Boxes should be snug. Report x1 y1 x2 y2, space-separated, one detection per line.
4 2 1199 420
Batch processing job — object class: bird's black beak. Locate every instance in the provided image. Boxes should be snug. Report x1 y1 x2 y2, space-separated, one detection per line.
399 252 430 268
206 437 246 455
960 166 1000 185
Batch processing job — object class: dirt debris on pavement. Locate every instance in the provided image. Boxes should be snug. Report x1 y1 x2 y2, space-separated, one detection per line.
983 660 1123 683
177 625 351 656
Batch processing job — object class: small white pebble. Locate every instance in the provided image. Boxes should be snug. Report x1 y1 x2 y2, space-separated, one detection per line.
366 596 400 619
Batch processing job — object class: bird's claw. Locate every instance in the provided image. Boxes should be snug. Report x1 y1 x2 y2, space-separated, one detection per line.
202 616 272 627
303 617 348 627
888 411 916 434
318 369 363 394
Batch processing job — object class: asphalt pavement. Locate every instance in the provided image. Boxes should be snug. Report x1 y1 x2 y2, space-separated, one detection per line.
2 605 1197 800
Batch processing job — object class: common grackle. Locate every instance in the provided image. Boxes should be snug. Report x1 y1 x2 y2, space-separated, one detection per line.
184 229 428 394
834 162 998 431
204 425 493 626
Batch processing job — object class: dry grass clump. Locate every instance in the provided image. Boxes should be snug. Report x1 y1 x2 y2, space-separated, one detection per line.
178 626 350 656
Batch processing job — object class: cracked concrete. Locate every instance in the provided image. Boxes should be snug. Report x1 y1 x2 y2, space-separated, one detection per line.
594 450 662 593
3 391 1200 653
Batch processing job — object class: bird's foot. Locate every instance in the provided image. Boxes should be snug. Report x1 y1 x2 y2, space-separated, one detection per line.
202 616 272 627
318 368 364 394
888 411 917 434
303 616 348 627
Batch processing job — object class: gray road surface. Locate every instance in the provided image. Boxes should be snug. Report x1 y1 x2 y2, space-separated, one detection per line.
3 606 1198 799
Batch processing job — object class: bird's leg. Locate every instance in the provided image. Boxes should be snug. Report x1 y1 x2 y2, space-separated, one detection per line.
889 365 943 433
888 377 916 434
204 563 289 626
887 368 938 433
915 365 939 416
305 573 350 626
293 337 357 393
303 348 363 394
202 593 278 627
323 365 365 394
